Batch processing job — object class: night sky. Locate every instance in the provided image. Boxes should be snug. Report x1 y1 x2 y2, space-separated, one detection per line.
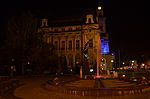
0 0 150 62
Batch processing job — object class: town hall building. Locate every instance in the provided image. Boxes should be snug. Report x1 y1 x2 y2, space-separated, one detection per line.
37 6 114 73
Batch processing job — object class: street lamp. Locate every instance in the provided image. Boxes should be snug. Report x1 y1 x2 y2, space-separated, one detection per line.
28 61 30 65
111 59 114 63
12 58 15 62
122 62 125 65
142 63 145 66
98 6 102 10
132 61 135 63
102 58 107 70
10 58 15 77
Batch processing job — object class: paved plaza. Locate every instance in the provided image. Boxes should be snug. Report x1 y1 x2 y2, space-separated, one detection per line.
11 76 150 99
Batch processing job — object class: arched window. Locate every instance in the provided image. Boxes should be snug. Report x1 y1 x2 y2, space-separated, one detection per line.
41 18 48 27
88 18 91 23
86 14 94 24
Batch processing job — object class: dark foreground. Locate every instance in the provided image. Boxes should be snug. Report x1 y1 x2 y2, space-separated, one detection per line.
1 75 150 99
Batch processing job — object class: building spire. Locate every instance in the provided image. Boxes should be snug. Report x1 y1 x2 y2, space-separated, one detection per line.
98 0 103 6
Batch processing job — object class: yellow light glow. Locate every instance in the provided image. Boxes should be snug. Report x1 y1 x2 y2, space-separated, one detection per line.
98 6 102 10
142 63 145 66
111 60 114 63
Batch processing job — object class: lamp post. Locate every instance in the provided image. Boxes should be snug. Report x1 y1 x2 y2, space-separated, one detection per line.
118 49 121 69
11 58 15 77
111 59 115 69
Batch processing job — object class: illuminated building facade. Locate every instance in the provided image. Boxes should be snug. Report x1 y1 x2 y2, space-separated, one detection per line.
38 5 114 71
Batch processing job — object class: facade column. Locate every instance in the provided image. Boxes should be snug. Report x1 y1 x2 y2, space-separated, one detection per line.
73 54 76 68
73 36 75 51
66 55 69 68
66 36 68 52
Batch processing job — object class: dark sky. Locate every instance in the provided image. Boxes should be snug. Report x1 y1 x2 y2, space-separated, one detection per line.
0 0 150 62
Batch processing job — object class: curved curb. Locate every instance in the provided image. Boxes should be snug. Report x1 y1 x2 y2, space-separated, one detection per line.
44 82 150 97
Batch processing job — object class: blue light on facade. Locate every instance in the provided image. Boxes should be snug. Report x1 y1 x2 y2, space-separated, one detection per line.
100 38 110 54
111 53 115 56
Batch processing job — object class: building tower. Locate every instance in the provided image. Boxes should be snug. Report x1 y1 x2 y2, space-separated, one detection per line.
97 1 115 70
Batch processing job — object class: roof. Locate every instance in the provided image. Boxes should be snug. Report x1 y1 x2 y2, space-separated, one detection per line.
37 8 98 27
47 15 86 27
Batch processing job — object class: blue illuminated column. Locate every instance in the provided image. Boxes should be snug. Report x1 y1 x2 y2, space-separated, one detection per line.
100 38 110 54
